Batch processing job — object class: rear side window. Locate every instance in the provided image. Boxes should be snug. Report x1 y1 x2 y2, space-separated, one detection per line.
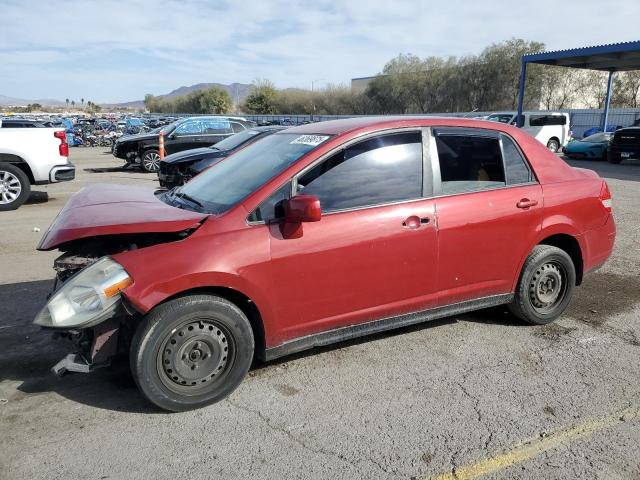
529 115 567 126
297 132 423 212
435 133 506 194
501 135 532 184
231 122 246 133
202 119 233 134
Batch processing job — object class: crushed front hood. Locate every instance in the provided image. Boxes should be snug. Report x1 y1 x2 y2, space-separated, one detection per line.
38 184 208 250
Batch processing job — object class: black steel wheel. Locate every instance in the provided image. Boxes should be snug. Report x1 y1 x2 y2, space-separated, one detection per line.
130 295 254 411
509 245 576 325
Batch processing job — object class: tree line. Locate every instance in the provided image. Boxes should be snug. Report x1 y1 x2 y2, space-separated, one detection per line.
144 39 640 115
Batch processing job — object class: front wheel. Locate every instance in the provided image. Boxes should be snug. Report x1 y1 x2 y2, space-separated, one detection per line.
130 295 255 412
509 245 575 325
141 150 161 173
0 163 31 211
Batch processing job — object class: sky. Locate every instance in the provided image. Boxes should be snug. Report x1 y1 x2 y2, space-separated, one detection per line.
1 0 639 103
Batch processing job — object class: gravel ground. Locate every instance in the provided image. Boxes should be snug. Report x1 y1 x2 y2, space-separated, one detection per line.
1 147 639 480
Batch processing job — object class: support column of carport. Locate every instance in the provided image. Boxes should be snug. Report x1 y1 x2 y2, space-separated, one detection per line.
602 70 615 131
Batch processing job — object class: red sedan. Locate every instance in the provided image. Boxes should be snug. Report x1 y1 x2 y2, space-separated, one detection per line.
35 117 615 411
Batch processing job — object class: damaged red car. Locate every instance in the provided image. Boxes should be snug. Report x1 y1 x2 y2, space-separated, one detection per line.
35 117 616 411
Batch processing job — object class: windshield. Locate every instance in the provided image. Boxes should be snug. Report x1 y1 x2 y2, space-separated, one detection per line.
170 133 331 214
583 132 611 143
487 114 515 124
209 129 262 151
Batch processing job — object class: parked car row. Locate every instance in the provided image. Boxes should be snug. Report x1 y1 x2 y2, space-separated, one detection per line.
112 116 256 172
562 127 640 164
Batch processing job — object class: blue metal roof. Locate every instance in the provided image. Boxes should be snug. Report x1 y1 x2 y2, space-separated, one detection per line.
522 41 640 72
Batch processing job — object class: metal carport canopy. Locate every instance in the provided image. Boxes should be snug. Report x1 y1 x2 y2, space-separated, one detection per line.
516 41 640 129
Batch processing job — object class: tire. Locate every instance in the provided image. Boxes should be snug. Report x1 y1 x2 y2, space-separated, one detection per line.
141 150 161 173
607 151 622 164
0 163 31 211
130 295 255 412
546 138 560 153
509 245 576 325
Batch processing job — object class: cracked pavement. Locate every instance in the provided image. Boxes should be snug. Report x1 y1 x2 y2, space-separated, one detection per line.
1 149 639 479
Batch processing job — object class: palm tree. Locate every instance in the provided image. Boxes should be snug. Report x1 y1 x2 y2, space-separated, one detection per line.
81 98 84 106
71 100 75 108
65 98 69 107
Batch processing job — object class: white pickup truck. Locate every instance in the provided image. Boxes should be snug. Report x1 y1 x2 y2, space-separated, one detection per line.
0 120 75 210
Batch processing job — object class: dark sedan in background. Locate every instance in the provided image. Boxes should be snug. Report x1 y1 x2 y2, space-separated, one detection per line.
112 116 256 172
158 125 285 189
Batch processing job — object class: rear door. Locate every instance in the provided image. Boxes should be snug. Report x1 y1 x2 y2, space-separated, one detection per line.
262 129 439 342
430 127 542 305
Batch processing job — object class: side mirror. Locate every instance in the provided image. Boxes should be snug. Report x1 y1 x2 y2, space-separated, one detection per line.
284 195 321 223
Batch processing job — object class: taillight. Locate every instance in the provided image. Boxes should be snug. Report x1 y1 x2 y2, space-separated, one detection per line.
54 130 68 157
599 181 612 212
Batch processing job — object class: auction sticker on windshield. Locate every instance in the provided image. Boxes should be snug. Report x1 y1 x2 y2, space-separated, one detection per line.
290 135 330 146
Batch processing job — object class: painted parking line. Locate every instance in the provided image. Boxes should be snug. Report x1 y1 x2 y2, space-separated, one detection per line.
430 405 639 480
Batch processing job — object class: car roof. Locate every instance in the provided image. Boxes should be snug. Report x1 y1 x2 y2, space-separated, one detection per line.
250 125 288 132
279 116 521 136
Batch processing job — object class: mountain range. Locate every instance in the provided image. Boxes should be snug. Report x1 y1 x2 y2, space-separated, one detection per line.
0 82 254 108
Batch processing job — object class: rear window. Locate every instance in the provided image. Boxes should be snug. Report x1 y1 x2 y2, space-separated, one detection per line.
435 132 506 194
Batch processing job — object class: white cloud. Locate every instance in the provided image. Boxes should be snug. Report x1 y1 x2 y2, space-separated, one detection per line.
1 0 639 102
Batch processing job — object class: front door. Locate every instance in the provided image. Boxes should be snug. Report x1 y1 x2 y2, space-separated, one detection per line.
430 127 543 305
267 130 439 343
167 119 204 154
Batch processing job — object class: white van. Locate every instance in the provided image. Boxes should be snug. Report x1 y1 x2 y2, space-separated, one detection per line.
486 112 570 153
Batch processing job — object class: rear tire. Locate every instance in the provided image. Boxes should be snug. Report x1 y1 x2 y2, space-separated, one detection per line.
141 149 161 173
0 163 30 211
130 295 254 412
509 245 575 325
546 138 560 153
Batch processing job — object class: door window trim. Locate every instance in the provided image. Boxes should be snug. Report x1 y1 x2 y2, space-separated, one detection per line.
428 126 539 199
247 127 435 225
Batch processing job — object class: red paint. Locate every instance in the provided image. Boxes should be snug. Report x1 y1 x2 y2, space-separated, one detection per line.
41 118 616 350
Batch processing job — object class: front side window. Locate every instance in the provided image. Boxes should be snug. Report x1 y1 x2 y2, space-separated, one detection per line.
435 132 506 195
174 120 203 136
296 132 423 213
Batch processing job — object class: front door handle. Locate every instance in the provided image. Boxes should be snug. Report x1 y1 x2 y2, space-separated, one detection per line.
516 198 538 209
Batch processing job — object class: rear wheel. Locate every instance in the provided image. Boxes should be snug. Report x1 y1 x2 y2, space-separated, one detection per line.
509 245 575 325
130 295 254 412
141 150 161 173
0 163 30 211
546 138 560 153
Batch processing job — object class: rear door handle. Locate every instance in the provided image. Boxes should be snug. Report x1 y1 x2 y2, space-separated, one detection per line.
402 215 430 229
516 198 538 209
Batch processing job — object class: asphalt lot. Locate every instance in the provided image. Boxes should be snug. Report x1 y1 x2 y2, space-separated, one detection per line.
1 147 639 480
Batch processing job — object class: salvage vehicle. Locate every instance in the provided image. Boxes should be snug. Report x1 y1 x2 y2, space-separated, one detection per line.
35 117 615 411
562 132 612 160
487 111 571 152
0 123 73 210
607 127 640 164
113 116 256 173
158 125 285 189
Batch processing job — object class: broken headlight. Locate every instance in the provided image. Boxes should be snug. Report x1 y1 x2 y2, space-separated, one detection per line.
34 257 133 328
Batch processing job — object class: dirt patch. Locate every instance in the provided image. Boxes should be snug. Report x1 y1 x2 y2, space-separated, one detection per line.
532 324 576 341
567 272 640 326
274 384 299 397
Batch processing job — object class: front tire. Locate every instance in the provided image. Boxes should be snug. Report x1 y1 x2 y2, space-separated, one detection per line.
141 149 161 173
607 151 622 164
130 295 254 412
0 163 31 211
509 245 575 325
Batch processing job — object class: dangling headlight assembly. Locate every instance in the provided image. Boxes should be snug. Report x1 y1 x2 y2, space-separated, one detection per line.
34 257 133 329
